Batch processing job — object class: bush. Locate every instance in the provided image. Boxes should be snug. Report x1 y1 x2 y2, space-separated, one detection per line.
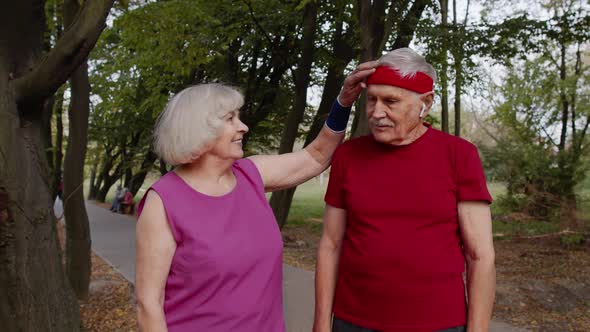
560 233 586 249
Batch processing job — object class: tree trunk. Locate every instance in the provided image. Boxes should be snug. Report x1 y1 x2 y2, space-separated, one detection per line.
46 0 64 201
0 0 103 327
63 62 92 300
241 34 293 147
42 94 56 187
96 157 123 203
0 0 114 316
52 88 65 199
268 4 358 229
90 157 107 201
61 0 92 300
88 159 99 200
391 0 430 49
453 0 462 137
269 1 318 229
124 165 133 189
0 76 81 332
129 150 158 196
352 0 429 137
440 0 450 133
159 158 169 176
352 0 387 138
558 44 568 152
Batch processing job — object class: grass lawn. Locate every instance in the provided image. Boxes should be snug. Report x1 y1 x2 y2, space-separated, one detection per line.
284 180 531 236
95 168 588 238
285 178 590 236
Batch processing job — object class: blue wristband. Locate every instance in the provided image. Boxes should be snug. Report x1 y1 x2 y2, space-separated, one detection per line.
325 99 352 133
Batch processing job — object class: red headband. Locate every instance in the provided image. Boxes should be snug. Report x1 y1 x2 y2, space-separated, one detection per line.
366 66 434 94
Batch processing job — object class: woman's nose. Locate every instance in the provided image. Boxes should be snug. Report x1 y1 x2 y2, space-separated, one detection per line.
238 119 249 133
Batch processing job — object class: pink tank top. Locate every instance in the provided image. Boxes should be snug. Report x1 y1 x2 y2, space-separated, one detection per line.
138 158 285 331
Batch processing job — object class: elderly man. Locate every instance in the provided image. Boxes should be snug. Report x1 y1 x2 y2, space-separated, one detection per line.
314 48 495 332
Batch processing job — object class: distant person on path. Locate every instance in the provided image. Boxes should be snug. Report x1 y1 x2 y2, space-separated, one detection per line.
135 77 375 331
314 48 495 332
109 185 123 212
119 188 134 214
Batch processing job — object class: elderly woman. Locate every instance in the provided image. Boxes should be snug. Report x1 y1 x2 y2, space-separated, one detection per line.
135 66 375 331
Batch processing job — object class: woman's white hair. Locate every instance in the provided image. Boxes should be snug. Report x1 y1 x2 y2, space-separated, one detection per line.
377 47 437 84
154 83 244 166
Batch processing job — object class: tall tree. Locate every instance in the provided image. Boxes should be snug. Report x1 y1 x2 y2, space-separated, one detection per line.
351 0 431 137
52 87 65 199
452 0 469 136
351 0 387 137
0 0 115 329
271 0 431 228
269 0 319 228
270 0 359 229
482 8 590 225
439 0 450 133
62 0 92 300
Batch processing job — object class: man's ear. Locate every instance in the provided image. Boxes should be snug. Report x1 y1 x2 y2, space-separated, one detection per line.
419 92 434 118
420 92 434 110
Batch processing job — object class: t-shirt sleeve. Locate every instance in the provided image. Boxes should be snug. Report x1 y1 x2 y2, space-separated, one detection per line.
324 146 346 208
457 144 493 204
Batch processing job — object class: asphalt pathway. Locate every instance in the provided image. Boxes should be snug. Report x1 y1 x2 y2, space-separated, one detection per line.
67 200 528 332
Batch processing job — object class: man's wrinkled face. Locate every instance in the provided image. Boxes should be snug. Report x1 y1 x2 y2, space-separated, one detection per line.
366 84 425 145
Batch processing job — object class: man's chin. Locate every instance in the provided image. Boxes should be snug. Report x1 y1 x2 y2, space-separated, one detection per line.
372 132 392 143
371 131 404 145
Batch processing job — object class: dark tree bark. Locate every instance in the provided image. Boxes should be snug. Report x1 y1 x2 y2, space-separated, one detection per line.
391 0 431 49
129 150 158 196
124 166 133 189
225 38 242 85
439 0 450 133
269 1 318 229
52 88 65 199
452 0 463 137
241 34 294 148
268 0 357 229
351 0 387 137
159 158 170 176
88 159 99 200
351 0 430 137
96 157 123 203
558 44 569 153
46 0 65 201
62 0 92 301
305 8 357 147
0 0 115 329
42 94 56 184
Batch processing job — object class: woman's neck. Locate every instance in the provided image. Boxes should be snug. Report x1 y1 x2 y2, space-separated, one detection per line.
175 155 237 195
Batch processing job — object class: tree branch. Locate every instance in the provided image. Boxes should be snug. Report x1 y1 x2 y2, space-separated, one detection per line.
14 0 115 107
241 0 274 46
392 0 431 49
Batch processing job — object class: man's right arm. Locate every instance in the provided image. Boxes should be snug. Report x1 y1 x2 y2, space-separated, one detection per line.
313 204 347 332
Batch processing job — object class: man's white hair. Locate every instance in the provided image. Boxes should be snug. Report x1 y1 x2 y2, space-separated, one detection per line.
154 83 244 166
377 47 437 84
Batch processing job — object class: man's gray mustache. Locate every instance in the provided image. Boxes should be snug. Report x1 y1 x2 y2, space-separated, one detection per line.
370 119 394 127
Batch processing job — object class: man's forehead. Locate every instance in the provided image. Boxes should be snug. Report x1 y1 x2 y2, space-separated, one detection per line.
366 84 410 98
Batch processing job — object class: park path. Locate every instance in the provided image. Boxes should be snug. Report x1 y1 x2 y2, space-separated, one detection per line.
69 201 528 332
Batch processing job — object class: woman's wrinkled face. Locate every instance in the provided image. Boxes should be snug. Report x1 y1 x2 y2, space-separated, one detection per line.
208 110 249 160
366 84 427 145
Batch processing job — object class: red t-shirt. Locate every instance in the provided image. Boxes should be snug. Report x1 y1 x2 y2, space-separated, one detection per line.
325 124 492 332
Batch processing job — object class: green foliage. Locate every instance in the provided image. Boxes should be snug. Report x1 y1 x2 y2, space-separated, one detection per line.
560 233 586 248
481 9 590 222
492 219 559 237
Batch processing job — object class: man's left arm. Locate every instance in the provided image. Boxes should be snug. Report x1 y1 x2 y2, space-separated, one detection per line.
458 201 496 332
